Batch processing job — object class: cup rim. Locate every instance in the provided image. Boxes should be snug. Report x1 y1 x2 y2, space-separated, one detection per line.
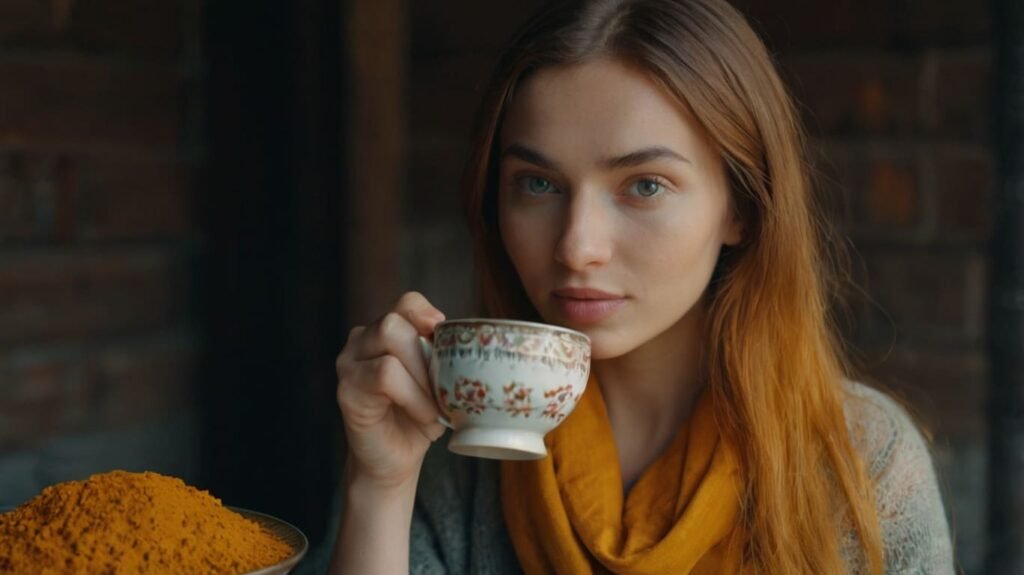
435 318 590 342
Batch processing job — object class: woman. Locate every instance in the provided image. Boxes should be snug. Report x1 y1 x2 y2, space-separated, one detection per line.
315 0 955 573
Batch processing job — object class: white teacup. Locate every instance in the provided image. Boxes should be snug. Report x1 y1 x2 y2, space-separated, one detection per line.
419 318 591 460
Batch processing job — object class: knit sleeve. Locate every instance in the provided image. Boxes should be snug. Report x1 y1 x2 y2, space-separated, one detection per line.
845 383 956 574
410 434 519 575
410 499 449 574
410 433 484 575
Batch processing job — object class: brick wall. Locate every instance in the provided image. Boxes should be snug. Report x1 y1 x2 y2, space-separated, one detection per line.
403 1 992 572
0 0 201 506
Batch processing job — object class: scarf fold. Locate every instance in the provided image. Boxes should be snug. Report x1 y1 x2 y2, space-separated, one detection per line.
501 376 744 574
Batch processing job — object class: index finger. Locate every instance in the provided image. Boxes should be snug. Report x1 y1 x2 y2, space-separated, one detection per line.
393 291 446 336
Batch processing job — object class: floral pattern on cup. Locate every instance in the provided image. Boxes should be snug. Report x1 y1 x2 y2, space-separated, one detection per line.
438 377 581 421
434 322 590 374
503 382 533 417
541 385 581 423
452 378 489 415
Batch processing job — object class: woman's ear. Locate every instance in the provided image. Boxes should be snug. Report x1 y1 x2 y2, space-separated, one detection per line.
723 208 744 247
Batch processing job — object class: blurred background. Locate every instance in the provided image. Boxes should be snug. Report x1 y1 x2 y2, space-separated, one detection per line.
0 0 1019 573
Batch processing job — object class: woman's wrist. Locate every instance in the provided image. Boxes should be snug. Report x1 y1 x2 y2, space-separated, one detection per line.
344 449 424 498
331 460 421 575
346 467 420 507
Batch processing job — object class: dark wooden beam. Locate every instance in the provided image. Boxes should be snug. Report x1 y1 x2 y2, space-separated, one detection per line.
987 0 1024 570
345 0 406 324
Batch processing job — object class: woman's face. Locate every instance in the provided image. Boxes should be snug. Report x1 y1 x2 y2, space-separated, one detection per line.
497 58 741 359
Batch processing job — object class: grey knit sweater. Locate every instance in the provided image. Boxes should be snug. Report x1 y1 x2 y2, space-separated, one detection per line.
297 383 955 574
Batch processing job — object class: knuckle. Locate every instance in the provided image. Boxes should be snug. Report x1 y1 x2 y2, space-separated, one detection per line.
336 365 374 414
397 291 425 307
346 325 364 343
374 355 402 383
378 312 406 338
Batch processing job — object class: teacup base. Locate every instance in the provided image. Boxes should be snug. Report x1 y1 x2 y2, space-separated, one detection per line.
447 427 547 461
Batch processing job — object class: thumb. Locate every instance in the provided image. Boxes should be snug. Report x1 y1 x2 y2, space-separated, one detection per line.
417 421 447 443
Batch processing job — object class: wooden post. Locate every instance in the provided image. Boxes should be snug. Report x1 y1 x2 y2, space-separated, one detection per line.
987 0 1024 570
345 0 406 325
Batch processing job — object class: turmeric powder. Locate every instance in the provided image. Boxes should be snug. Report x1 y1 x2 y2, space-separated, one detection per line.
0 470 293 574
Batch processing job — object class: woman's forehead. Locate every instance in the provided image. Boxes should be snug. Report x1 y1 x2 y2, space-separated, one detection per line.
500 58 711 167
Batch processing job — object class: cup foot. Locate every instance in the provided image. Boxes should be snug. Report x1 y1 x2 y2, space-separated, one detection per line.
447 428 547 460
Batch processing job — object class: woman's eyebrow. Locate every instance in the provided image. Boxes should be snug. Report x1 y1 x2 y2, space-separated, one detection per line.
602 146 692 169
502 143 692 171
502 143 560 170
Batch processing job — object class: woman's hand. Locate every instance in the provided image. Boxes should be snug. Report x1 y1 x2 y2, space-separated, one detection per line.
335 291 447 490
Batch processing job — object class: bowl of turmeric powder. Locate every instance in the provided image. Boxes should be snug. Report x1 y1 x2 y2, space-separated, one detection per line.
0 470 308 575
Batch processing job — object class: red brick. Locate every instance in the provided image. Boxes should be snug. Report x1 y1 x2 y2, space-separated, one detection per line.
896 0 992 46
0 0 181 58
922 50 992 142
0 348 82 448
89 336 197 429
807 141 854 229
66 0 182 58
824 142 923 236
781 53 922 138
0 53 179 154
854 345 988 439
77 157 193 240
857 248 988 343
0 152 79 243
0 151 192 242
51 155 77 242
0 334 197 449
734 0 894 49
930 144 994 242
864 157 917 227
0 150 46 240
0 248 189 345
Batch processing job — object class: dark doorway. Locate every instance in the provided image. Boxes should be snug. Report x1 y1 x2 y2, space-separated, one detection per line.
198 0 347 545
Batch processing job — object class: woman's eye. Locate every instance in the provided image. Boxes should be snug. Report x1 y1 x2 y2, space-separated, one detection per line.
520 176 555 195
628 177 665 198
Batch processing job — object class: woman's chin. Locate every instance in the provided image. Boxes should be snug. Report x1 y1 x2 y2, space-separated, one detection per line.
582 332 636 362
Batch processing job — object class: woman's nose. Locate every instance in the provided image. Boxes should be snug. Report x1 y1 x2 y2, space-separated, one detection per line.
553 191 613 271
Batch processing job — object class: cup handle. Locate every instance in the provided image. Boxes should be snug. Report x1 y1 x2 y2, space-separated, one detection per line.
418 336 454 430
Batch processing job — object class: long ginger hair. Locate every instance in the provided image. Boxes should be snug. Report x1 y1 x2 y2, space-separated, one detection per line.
462 0 884 573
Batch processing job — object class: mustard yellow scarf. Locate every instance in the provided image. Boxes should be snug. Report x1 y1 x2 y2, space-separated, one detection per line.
501 377 744 574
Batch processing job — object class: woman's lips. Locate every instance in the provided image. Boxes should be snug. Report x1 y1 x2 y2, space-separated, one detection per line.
551 288 626 323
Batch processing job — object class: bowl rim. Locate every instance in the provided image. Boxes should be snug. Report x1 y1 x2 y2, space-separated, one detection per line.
229 506 309 575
